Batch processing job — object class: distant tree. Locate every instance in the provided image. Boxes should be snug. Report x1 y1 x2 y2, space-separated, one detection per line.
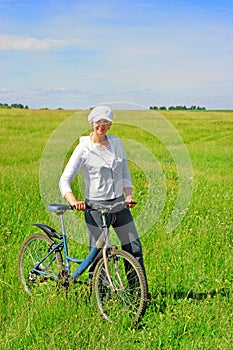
11 103 24 109
0 102 30 109
150 104 206 111
0 103 10 109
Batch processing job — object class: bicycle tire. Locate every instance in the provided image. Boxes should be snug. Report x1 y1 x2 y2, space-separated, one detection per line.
92 248 148 325
18 233 63 295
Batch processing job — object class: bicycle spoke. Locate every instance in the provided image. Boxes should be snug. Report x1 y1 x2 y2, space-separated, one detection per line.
92 249 147 325
18 233 63 296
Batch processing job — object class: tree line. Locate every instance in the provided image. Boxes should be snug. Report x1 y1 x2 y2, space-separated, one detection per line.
0 103 29 109
149 105 206 111
0 102 207 111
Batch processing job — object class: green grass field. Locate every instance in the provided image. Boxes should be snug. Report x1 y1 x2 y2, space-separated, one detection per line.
1 108 232 349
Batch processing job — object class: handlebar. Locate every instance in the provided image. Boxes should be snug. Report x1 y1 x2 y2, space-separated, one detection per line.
86 200 137 213
48 200 137 214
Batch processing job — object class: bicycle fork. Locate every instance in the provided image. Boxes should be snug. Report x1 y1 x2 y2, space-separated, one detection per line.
101 226 124 292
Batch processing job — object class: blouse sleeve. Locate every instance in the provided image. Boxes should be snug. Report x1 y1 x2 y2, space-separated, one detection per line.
122 159 133 188
117 137 133 188
59 144 86 197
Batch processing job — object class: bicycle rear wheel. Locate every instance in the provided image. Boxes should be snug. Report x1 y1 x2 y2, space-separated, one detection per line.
92 249 148 325
18 233 63 295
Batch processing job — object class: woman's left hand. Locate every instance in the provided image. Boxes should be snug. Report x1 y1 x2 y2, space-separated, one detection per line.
125 196 137 208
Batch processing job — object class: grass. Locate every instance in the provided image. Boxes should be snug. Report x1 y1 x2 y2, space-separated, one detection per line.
0 108 233 349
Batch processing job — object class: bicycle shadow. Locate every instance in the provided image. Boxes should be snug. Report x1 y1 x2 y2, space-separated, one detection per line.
148 287 231 313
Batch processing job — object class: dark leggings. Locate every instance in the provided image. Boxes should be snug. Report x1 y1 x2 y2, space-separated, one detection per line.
84 207 147 280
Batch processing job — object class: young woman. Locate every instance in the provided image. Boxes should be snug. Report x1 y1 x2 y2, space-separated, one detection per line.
59 105 147 280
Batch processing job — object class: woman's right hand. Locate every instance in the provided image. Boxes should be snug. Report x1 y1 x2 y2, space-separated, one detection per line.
64 192 86 211
72 201 86 211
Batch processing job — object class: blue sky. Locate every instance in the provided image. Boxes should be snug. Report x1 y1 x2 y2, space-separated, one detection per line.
0 0 232 109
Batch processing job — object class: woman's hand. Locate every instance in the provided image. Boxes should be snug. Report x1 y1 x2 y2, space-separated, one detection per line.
125 196 137 208
127 200 137 208
72 201 86 211
64 192 86 211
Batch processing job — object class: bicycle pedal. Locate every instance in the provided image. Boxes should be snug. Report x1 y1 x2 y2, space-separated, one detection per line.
28 272 37 282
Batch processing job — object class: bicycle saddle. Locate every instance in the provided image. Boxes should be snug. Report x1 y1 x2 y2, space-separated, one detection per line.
48 204 73 212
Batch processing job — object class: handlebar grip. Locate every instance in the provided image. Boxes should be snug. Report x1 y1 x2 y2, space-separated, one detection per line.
125 200 137 207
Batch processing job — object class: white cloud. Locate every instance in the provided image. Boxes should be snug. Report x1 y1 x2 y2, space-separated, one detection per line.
0 34 82 51
0 88 13 94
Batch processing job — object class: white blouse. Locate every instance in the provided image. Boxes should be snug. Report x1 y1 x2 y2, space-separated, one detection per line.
59 134 132 201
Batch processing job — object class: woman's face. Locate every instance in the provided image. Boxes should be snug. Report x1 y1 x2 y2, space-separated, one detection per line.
93 119 111 135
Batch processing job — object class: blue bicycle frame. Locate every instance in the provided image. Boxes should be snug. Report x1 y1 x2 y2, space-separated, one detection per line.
33 201 126 281
33 205 101 280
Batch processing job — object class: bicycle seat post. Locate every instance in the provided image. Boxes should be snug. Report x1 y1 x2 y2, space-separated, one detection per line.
54 208 66 236
58 211 70 264
59 212 66 236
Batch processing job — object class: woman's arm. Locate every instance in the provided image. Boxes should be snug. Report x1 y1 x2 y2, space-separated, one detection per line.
59 145 86 210
124 186 136 208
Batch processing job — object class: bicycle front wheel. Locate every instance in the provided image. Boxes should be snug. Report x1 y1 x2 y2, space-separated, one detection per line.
92 249 148 325
18 233 63 296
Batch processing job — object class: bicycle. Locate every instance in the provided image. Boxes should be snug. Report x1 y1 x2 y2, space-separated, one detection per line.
18 201 148 325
